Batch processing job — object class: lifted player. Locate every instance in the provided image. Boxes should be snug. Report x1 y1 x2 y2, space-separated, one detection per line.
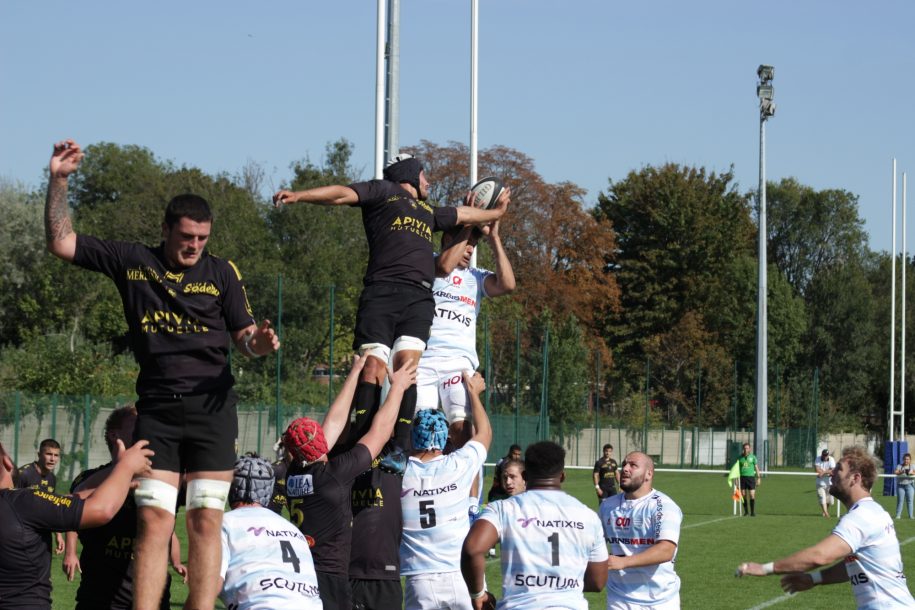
0 438 153 610
219 456 321 610
274 155 506 465
44 139 280 610
416 190 515 447
462 441 608 610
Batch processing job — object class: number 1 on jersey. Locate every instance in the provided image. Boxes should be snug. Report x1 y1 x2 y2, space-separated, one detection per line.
547 532 559 566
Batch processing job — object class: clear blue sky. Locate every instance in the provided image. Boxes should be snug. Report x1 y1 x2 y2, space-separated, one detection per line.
3 1 914 253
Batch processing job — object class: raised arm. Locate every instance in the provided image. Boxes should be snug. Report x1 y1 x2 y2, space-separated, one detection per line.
455 187 509 227
79 440 153 528
358 359 417 458
435 225 475 277
464 372 492 450
45 139 84 262
320 355 368 449
231 320 281 359
482 216 515 297
273 185 358 207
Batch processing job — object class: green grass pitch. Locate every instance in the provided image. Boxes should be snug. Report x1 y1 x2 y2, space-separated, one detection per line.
49 467 915 609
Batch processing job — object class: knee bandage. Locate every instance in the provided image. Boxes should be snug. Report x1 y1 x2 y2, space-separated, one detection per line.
391 335 426 359
134 478 179 515
358 342 391 364
186 478 231 511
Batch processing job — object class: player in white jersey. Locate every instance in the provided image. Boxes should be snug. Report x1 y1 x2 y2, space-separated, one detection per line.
737 446 915 609
462 441 608 610
417 192 515 446
219 456 322 610
600 452 682 610
400 372 492 610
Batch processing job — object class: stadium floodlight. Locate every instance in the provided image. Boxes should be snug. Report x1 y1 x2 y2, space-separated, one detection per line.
754 64 775 473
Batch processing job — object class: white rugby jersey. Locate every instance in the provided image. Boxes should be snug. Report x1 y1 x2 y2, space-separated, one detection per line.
600 490 682 606
423 265 492 370
219 505 322 610
400 440 487 575
832 497 915 609
479 489 608 610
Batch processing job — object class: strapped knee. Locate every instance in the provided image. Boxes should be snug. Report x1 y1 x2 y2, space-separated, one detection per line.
358 342 391 364
186 478 231 511
391 336 426 359
134 478 179 515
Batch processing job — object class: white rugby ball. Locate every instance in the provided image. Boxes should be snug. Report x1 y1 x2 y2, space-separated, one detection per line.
468 176 504 210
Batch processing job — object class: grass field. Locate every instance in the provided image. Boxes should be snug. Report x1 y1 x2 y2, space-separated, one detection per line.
49 467 915 609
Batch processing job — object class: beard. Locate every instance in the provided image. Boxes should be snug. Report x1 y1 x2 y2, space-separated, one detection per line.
620 474 643 494
829 482 848 504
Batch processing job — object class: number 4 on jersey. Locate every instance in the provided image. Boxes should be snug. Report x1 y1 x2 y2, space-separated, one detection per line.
280 540 300 573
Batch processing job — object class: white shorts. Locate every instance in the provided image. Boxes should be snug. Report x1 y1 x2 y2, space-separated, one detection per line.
607 594 680 610
404 571 473 610
816 485 834 504
416 356 475 423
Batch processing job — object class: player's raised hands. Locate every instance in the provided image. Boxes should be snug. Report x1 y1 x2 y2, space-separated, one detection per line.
115 439 154 478
49 139 84 179
388 358 418 390
272 190 298 207
463 371 486 397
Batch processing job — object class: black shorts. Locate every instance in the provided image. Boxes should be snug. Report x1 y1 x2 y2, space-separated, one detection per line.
739 476 757 491
134 389 238 473
316 571 352 610
353 282 434 351
351 578 403 610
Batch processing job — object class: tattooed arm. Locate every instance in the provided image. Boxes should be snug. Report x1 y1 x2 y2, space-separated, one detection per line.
45 139 84 262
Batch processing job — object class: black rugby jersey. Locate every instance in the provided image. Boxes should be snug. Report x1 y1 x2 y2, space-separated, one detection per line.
16 462 57 493
285 444 372 576
594 457 619 494
349 180 458 288
73 235 255 396
0 488 84 610
349 464 403 580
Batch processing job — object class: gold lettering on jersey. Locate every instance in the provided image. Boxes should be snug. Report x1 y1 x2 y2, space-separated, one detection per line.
33 489 72 508
416 200 433 213
183 282 220 296
390 216 433 242
105 535 136 559
139 309 210 334
126 266 162 282
164 270 185 283
352 485 385 508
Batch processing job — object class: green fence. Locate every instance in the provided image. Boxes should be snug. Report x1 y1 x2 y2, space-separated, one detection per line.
0 390 883 484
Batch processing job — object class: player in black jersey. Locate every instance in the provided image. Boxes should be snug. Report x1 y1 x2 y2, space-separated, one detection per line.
0 437 153 610
44 139 280 610
16 438 64 554
593 443 620 505
274 155 506 467
62 406 186 610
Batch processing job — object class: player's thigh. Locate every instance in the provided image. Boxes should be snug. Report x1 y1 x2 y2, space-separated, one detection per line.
353 284 403 351
182 389 238 473
438 370 470 424
351 578 402 610
393 287 435 345
416 363 441 411
134 396 185 473
404 572 472 610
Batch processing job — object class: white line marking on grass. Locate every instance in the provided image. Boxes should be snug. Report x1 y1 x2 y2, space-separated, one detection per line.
746 593 795 609
682 516 736 530
746 534 915 609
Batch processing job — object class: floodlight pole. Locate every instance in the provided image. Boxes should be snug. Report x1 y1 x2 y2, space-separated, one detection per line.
469 0 479 269
755 65 775 471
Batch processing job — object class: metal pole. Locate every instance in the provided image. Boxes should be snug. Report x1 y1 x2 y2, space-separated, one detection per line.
484 313 492 408
514 319 520 443
83 395 90 471
13 392 20 465
469 0 479 269
384 0 400 163
50 393 57 441
328 284 336 408
903 173 908 439
374 0 387 179
644 358 650 450
755 104 769 471
275 274 283 434
891 159 897 441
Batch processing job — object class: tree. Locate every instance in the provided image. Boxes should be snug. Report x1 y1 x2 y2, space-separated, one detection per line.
766 177 868 297
594 164 755 394
0 179 45 344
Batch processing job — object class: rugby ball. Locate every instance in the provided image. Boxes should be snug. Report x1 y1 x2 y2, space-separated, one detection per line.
468 176 504 210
